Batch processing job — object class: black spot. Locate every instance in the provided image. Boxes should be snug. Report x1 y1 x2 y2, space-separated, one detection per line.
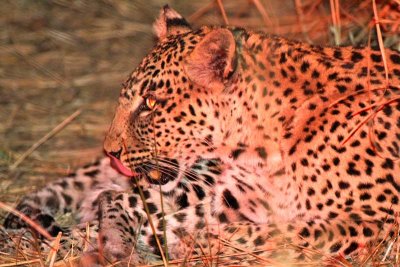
350 213 362 223
376 194 386 202
279 53 287 63
360 192 371 200
300 61 310 73
218 212 228 223
195 204 204 217
379 207 394 215
45 196 60 211
128 196 137 208
351 51 363 62
312 70 320 78
322 164 330 171
166 103 177 113
326 199 334 206
149 234 165 254
203 174 215 185
366 148 376 156
49 225 64 237
344 242 359 255
289 144 297 155
61 193 73 206
307 188 315 196
253 236 266 246
328 212 338 219
332 157 340 166
390 54 400 64
329 242 342 253
328 72 338 80
357 183 374 190
84 169 100 177
283 88 293 97
333 50 343 59
386 173 400 193
341 62 354 69
330 121 340 133
173 213 186 223
188 104 196 116
223 189 240 209
350 140 360 147
192 184 206 200
299 227 310 238
382 105 392 116
36 214 54 228
347 162 361 176
370 54 382 62
176 193 189 209
363 227 373 237
308 103 317 110
231 148 245 160
338 181 351 190
336 85 347 93
300 158 309 167
337 224 346 236
73 181 84 191
255 147 267 159
349 226 358 237
314 229 322 240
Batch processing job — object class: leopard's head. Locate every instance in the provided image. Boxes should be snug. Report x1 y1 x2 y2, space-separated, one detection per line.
104 6 241 186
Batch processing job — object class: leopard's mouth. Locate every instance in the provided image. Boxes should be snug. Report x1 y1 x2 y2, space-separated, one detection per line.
108 153 137 177
108 153 179 185
134 161 179 185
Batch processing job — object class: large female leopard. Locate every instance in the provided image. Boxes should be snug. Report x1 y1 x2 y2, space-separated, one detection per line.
4 5 400 265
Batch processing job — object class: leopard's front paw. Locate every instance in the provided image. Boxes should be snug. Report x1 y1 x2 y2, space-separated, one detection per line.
96 228 142 264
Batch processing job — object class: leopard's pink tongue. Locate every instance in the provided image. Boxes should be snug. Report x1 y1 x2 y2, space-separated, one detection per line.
108 154 137 177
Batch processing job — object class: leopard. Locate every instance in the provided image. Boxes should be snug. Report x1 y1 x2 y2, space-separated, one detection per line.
3 4 400 265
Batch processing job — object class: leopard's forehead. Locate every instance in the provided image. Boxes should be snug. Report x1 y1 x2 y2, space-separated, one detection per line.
119 28 208 102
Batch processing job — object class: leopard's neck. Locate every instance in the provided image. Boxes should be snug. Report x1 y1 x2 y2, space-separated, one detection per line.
216 30 396 171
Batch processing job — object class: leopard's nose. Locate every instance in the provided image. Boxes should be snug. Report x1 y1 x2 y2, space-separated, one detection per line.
108 148 122 160
104 105 130 155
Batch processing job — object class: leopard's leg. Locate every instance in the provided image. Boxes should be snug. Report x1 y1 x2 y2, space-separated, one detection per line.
92 187 393 265
89 188 286 265
3 158 129 248
90 188 282 264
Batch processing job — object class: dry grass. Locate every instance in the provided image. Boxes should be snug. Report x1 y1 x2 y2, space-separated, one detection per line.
0 0 400 266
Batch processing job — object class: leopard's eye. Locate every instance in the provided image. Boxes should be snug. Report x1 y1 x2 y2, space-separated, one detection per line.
145 95 157 110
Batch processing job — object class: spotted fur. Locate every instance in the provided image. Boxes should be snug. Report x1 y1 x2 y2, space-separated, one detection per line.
4 5 400 265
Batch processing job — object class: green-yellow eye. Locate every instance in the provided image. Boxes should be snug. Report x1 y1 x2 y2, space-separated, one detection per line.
145 95 157 109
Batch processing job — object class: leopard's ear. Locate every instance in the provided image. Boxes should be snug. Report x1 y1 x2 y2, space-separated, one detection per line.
153 5 191 40
184 28 237 91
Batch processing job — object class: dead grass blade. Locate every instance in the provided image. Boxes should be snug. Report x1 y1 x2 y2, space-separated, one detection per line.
188 1 215 22
329 0 341 45
9 109 82 170
0 259 42 267
372 0 390 86
216 0 229 25
218 237 280 266
251 0 273 27
123 142 169 267
46 232 62 267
